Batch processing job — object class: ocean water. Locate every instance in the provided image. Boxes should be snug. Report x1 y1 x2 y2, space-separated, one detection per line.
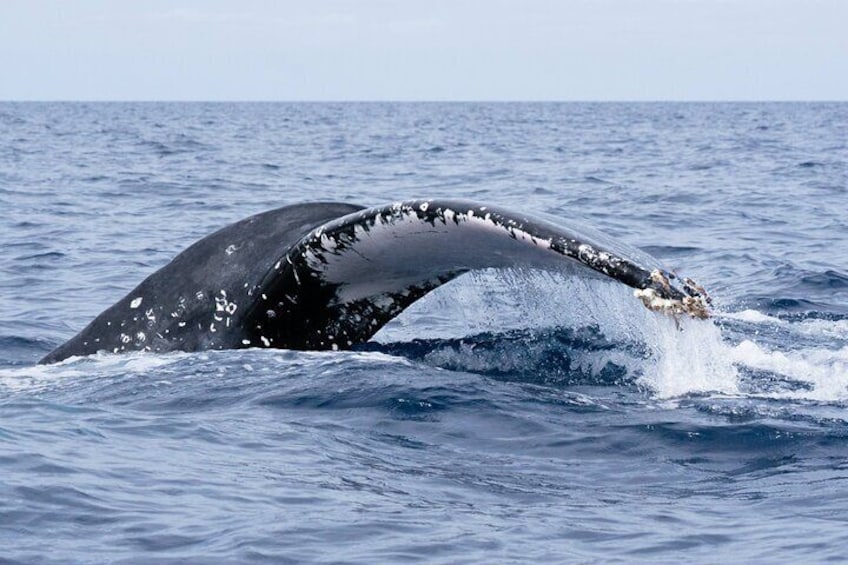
1 101 847 563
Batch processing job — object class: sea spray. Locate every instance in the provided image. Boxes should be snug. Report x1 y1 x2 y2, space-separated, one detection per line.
376 268 742 395
636 316 739 398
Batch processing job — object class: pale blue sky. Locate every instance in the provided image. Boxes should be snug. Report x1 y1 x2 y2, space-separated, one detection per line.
2 0 846 101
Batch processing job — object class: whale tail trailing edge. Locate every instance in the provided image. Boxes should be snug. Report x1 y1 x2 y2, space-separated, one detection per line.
40 199 710 364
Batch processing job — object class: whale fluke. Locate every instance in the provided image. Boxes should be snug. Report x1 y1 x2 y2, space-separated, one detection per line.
40 199 709 364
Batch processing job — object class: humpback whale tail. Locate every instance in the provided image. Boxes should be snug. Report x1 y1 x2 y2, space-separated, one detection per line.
40 199 710 364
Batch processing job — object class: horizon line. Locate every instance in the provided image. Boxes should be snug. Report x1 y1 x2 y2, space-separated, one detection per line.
2 98 846 104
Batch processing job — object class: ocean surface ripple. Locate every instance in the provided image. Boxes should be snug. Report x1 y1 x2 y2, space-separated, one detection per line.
1 102 847 563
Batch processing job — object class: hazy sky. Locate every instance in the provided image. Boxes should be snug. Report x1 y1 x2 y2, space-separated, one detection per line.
2 0 846 101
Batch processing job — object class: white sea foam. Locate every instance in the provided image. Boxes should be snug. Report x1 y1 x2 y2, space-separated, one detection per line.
0 351 190 392
712 308 848 401
636 316 739 399
377 269 848 402
377 268 741 397
0 347 410 394
615 308 848 402
722 309 848 341
731 340 848 402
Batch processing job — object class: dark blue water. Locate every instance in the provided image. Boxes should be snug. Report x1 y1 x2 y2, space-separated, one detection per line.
2 102 847 563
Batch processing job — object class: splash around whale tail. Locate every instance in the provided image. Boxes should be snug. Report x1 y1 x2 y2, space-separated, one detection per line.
39 199 710 364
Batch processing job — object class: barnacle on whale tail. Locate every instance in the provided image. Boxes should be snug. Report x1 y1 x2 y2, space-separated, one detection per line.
634 269 711 321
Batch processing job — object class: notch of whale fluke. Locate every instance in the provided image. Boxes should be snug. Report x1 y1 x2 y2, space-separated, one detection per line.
39 199 710 364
